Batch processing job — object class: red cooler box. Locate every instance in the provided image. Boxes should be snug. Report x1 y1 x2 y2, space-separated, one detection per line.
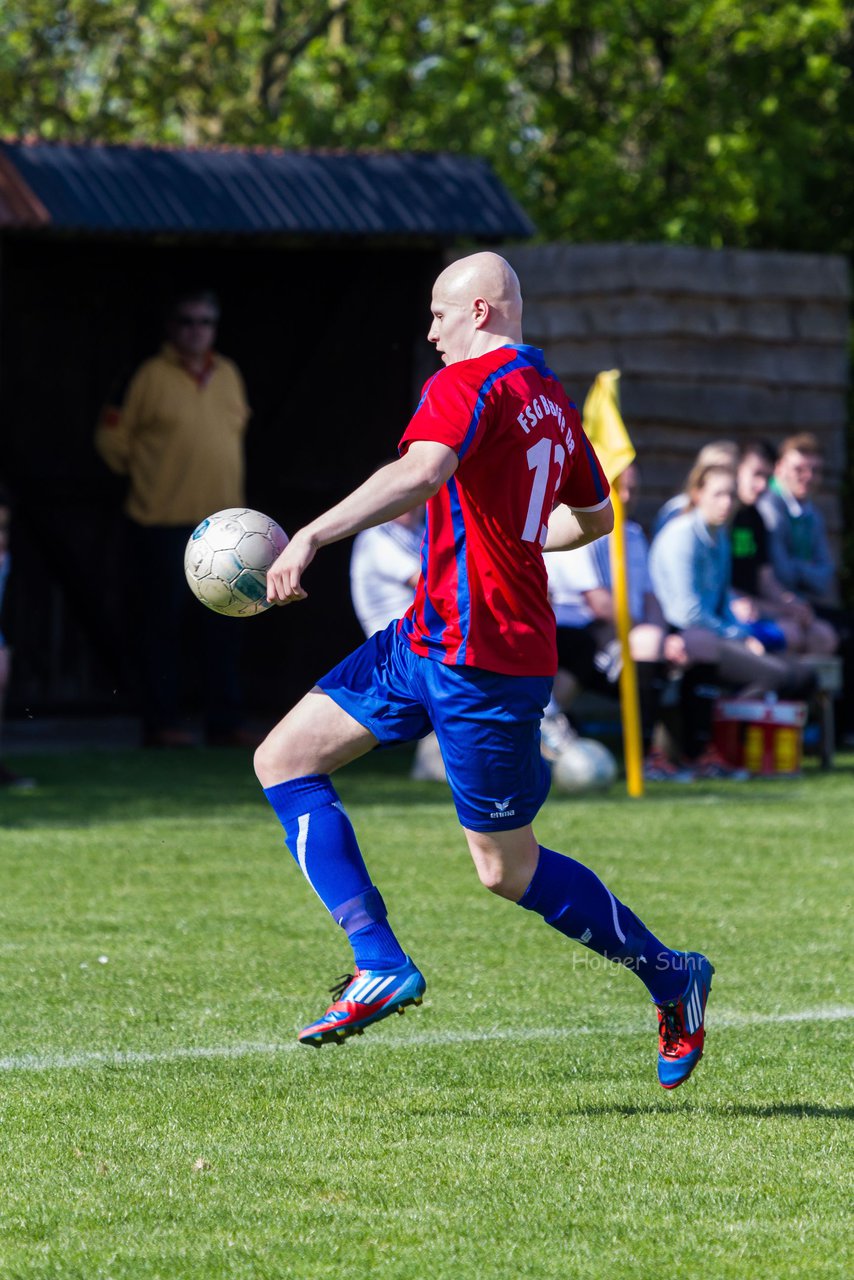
713 698 807 776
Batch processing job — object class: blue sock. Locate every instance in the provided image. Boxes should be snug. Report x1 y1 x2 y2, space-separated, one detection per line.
519 846 688 1002
263 774 406 972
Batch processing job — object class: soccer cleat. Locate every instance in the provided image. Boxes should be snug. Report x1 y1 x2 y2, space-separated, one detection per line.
655 952 715 1089
298 957 426 1047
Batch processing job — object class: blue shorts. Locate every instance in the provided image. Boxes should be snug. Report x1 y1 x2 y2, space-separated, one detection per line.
317 623 552 832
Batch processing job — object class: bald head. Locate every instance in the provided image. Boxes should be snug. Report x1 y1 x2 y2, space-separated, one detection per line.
435 252 523 320
428 252 524 366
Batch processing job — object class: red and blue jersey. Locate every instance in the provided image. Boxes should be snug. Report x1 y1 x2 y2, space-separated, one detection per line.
398 344 610 677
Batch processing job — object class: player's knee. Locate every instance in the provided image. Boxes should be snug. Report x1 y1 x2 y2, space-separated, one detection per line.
472 854 531 901
477 864 517 898
466 827 538 901
253 735 294 788
253 739 273 786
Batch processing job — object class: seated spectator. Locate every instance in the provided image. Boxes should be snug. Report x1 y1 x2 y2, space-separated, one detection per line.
652 440 740 536
758 432 853 734
649 461 815 710
757 433 834 603
350 508 425 639
545 463 741 781
731 440 836 655
0 484 35 789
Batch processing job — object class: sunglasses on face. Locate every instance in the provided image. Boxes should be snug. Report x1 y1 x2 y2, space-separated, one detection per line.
176 315 218 328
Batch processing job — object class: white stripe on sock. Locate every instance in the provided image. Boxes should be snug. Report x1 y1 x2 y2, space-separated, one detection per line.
296 813 311 881
605 888 627 945
295 812 328 907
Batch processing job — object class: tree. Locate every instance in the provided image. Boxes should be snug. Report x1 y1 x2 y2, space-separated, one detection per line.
0 1 850 253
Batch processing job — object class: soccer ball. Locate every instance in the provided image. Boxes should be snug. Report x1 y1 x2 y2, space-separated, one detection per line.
184 508 288 617
551 737 617 794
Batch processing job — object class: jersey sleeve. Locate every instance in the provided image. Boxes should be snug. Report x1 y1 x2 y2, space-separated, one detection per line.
398 367 482 457
556 423 611 512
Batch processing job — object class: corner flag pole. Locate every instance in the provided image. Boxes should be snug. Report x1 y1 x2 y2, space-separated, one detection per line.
609 485 644 798
581 371 644 798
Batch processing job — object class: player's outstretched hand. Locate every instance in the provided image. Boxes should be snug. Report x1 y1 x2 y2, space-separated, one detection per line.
266 531 316 605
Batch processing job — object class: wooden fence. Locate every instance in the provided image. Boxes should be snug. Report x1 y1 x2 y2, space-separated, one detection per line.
497 244 850 537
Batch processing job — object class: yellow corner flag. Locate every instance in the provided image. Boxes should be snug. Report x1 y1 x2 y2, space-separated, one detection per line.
582 372 643 798
582 369 636 484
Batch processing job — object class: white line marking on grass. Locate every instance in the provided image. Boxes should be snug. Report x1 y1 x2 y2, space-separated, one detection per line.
0 1006 852 1075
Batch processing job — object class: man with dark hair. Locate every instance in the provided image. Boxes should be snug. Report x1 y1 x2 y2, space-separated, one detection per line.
96 289 252 747
758 432 852 734
757 434 835 604
731 440 836 655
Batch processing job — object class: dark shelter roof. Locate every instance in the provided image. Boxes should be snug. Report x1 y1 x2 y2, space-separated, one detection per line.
0 139 534 240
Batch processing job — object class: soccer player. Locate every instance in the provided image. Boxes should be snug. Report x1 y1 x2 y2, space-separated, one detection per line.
256 253 713 1089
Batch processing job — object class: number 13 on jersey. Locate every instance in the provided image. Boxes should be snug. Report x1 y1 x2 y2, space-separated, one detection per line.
522 437 566 545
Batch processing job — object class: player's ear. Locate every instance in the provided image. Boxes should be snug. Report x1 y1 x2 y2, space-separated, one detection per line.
472 296 490 328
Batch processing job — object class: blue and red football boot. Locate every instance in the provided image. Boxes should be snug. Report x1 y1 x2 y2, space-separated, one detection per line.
655 952 715 1089
298 957 426 1047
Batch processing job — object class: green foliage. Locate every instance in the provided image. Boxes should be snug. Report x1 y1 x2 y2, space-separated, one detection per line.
0 1 850 251
0 746 851 1277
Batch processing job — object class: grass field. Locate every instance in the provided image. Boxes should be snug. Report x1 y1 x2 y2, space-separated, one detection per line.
0 745 851 1280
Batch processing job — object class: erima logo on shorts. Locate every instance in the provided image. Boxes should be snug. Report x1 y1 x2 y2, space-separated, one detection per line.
490 798 516 820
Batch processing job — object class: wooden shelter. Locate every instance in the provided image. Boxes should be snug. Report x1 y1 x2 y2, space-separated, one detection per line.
0 141 532 715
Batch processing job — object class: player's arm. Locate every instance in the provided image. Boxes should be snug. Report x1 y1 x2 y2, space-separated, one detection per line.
267 441 457 604
544 501 614 552
546 419 612 550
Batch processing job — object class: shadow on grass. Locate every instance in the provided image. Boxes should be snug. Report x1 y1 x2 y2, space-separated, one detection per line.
0 744 453 830
719 1101 854 1120
568 1100 854 1120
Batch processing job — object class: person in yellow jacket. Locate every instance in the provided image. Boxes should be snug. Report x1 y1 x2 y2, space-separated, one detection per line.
96 289 252 747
